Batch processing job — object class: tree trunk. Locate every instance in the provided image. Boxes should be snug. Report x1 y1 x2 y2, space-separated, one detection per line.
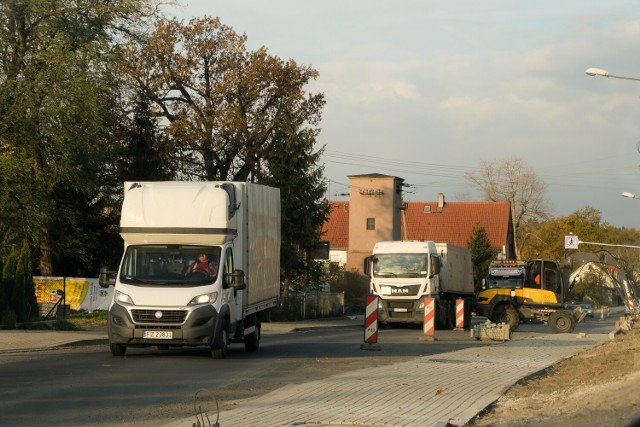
283 276 289 297
38 225 54 275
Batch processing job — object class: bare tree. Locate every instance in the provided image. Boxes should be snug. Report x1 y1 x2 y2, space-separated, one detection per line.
465 157 550 258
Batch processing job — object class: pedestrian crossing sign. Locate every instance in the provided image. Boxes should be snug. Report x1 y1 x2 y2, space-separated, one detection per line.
564 235 579 249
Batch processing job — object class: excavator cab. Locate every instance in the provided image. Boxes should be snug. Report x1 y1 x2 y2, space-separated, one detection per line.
523 259 564 303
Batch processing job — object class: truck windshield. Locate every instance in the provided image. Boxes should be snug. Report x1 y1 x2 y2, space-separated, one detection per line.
486 277 524 289
373 254 428 278
119 245 222 285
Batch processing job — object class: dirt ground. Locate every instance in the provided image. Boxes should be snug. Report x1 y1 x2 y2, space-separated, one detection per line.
468 319 640 427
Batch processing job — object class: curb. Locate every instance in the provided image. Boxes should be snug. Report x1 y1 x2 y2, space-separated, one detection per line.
0 338 109 354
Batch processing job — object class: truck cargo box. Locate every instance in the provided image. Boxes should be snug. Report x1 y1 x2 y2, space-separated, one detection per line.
435 243 474 295
244 183 280 308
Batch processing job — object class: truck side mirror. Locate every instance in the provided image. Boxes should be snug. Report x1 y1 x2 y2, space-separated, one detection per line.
429 255 441 278
227 269 246 290
99 266 116 288
481 278 487 290
363 256 373 276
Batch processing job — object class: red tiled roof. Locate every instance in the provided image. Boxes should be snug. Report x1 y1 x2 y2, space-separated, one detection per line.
321 200 511 251
404 201 511 249
321 201 349 249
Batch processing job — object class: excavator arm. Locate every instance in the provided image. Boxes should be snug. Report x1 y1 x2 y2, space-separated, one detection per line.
567 250 638 313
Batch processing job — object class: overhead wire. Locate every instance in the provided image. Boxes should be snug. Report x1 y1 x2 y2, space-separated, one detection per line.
322 148 640 194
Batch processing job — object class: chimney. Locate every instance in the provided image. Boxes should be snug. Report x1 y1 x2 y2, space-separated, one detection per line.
437 193 445 211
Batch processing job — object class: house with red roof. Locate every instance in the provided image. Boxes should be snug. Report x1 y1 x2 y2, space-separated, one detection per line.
321 174 515 273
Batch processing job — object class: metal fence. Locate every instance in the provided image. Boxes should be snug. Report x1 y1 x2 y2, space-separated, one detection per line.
275 292 345 320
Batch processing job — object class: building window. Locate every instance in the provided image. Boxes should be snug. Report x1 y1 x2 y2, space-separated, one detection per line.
366 218 375 230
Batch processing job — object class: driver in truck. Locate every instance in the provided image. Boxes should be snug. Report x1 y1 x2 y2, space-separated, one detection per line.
187 253 219 276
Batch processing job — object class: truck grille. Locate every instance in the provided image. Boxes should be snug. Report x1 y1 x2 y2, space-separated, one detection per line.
131 309 187 324
388 301 413 309
388 301 415 319
390 311 412 319
383 285 421 296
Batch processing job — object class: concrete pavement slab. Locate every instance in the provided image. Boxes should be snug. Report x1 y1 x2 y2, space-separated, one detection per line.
162 332 608 427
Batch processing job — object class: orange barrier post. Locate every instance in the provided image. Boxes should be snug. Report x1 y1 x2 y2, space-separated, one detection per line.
361 295 380 350
455 299 465 330
421 297 436 341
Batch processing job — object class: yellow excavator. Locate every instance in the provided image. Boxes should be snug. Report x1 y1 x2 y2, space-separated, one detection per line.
475 259 584 333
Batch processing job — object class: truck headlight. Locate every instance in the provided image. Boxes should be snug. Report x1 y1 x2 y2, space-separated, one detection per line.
188 292 218 306
114 290 134 305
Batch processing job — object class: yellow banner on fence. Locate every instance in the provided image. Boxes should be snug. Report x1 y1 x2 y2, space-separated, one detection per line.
34 277 89 310
34 277 112 312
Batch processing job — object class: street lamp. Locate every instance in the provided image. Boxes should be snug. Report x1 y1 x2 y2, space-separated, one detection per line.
622 191 639 199
585 67 640 82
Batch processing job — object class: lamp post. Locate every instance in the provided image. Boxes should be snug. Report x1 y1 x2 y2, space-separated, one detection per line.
585 68 640 82
622 191 640 200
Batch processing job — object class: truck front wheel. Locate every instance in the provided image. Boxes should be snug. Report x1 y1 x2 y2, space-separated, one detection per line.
211 320 229 359
491 304 519 331
244 315 260 352
110 343 126 356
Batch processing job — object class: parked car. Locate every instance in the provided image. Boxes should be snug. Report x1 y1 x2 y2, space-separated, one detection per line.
564 303 582 314
579 303 594 318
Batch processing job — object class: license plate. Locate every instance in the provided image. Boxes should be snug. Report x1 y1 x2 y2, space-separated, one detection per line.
393 308 408 312
143 330 172 339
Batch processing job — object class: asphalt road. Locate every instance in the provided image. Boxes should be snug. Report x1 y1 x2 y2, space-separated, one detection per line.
0 316 613 427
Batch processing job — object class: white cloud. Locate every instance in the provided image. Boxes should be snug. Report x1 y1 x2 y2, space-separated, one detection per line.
168 0 640 227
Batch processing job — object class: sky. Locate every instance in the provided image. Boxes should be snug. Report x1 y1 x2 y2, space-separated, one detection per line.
166 1 640 229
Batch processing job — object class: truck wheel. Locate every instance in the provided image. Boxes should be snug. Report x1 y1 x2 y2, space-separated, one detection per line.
110 343 126 357
491 304 519 331
244 316 260 352
211 320 229 359
463 299 472 330
435 300 452 329
549 311 575 334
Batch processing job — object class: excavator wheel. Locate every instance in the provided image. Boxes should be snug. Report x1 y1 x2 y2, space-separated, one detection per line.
491 304 520 331
549 310 575 334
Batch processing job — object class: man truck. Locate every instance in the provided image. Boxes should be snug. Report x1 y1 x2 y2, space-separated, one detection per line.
363 241 474 329
99 181 280 358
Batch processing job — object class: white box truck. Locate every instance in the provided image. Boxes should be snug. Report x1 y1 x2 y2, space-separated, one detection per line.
99 181 280 358
363 241 474 329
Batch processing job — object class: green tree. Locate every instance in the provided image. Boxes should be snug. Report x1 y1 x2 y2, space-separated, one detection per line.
524 207 617 262
0 0 157 276
1 247 17 325
326 266 369 313
13 240 38 322
115 96 175 182
467 224 497 293
1 248 15 318
569 271 603 306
